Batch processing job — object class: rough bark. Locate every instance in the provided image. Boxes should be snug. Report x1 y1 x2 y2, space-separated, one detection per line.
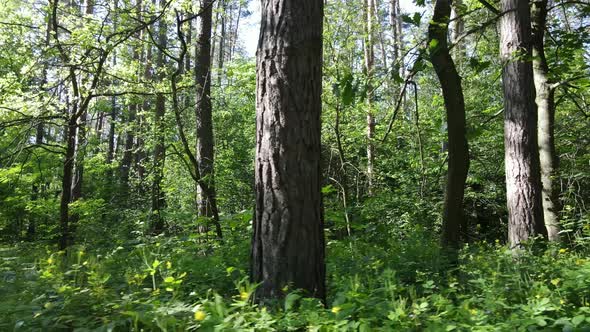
251 0 325 302
531 0 560 241
428 0 470 247
195 0 219 227
500 0 547 247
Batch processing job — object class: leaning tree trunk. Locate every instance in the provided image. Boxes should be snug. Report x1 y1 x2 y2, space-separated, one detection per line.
531 0 560 241
428 0 470 247
195 0 222 238
500 0 547 247
251 0 326 302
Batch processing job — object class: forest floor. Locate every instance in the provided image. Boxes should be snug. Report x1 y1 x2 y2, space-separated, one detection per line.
1 222 590 331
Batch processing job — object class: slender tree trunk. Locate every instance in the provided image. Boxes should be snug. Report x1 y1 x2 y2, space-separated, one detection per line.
151 0 167 234
195 0 221 239
59 113 77 250
251 0 325 302
121 0 142 192
532 0 560 241
389 0 403 73
500 0 547 247
217 0 226 86
428 0 470 247
29 5 53 239
364 0 376 195
107 0 118 164
70 0 95 235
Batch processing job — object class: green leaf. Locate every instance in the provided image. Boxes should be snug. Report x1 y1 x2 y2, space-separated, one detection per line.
284 292 301 311
572 315 586 326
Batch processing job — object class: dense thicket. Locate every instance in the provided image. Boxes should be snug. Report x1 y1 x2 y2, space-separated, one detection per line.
1 0 589 330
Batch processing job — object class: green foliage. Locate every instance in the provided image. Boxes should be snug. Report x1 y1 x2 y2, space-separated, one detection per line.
1 214 590 331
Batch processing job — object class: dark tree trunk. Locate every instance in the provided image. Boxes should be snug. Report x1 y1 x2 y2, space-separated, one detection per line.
151 0 167 234
121 103 137 190
364 0 376 195
500 0 547 247
428 0 470 247
251 0 325 302
107 0 118 165
195 0 221 238
59 114 77 250
531 0 560 241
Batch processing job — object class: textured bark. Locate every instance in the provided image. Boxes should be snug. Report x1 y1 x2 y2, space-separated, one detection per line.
150 0 167 234
364 0 376 195
195 0 220 230
251 0 325 301
500 0 547 247
428 0 470 247
59 114 77 250
531 0 560 241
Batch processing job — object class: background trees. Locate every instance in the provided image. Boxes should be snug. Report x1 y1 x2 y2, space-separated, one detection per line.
0 0 590 329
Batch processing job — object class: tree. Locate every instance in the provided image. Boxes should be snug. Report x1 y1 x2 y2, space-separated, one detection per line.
364 0 376 195
251 0 326 301
150 0 168 234
499 0 547 247
428 0 470 247
531 0 560 241
195 0 220 228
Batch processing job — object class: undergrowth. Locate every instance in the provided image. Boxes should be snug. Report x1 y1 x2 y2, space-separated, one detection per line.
1 214 590 331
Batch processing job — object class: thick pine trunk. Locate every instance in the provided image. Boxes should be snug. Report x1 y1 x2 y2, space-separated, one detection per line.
251 0 325 301
428 0 470 247
195 0 221 238
531 0 560 241
500 0 547 247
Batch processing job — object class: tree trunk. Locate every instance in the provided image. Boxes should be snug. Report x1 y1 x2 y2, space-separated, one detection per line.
251 0 325 302
107 0 118 164
428 0 470 247
217 0 226 87
364 0 376 195
531 0 560 241
389 0 403 73
59 114 77 250
151 0 167 234
121 0 142 192
500 0 547 247
195 0 221 237
70 0 95 234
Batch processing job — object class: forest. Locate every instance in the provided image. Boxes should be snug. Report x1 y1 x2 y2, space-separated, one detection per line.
0 0 589 330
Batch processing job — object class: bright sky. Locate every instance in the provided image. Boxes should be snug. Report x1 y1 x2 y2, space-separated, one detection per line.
239 0 422 57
